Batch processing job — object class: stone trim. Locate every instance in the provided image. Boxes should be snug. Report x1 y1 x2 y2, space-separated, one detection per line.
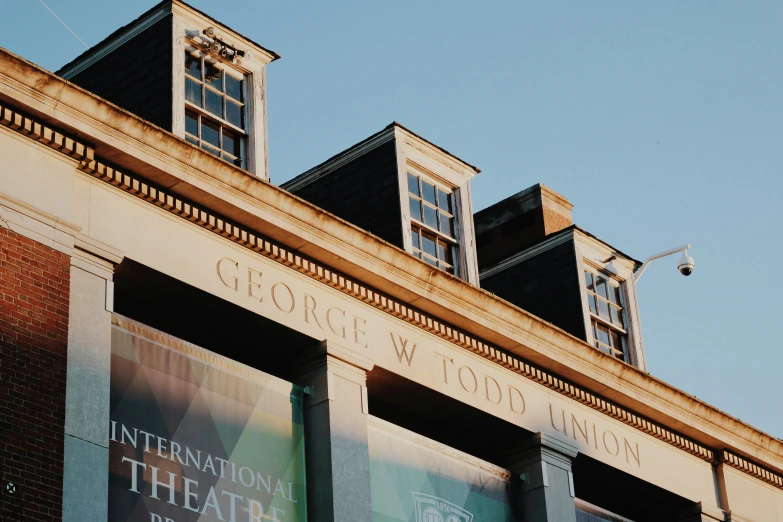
0 103 93 161
723 450 783 490
74 154 718 464
5 100 783 490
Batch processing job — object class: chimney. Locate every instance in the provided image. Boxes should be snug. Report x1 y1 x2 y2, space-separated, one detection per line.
474 184 573 271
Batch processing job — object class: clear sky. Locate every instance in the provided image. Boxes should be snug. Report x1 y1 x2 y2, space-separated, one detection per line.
2 1 781 437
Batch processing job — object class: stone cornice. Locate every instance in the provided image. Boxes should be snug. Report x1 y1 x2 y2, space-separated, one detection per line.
0 104 760 480
1 47 782 483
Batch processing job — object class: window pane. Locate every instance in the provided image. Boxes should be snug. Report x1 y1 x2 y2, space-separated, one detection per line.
201 143 220 157
595 276 609 299
201 119 220 148
423 256 438 267
438 211 454 236
597 298 610 320
185 78 202 106
609 330 621 351
409 197 421 221
584 271 593 290
437 240 447 263
421 232 437 258
226 100 243 129
439 261 454 274
185 110 199 136
185 53 201 79
588 295 597 314
437 240 453 265
185 135 198 146
225 74 243 101
204 62 222 89
423 204 438 229
611 306 625 328
596 323 611 346
610 306 620 327
421 181 437 205
222 153 242 167
205 89 223 118
411 228 420 249
437 189 452 212
222 128 240 156
407 173 420 196
610 286 622 306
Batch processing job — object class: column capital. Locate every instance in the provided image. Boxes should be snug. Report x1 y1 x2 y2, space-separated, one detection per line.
294 340 373 413
506 432 579 474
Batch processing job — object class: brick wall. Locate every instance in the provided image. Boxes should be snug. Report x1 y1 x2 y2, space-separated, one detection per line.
0 227 70 521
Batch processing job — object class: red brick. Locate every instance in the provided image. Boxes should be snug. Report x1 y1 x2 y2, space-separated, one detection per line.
0 227 69 521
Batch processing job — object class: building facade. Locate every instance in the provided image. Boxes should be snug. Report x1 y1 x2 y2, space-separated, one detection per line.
1 2 782 521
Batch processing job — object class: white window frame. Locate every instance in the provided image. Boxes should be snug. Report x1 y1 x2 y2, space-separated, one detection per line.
184 50 248 168
582 263 630 361
392 127 480 284
173 13 273 179
405 170 460 275
574 239 646 370
399 160 475 278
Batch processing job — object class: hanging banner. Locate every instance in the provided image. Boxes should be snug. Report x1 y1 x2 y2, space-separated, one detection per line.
368 417 514 522
108 315 306 522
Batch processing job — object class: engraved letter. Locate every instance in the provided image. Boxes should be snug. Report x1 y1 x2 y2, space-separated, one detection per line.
327 307 346 338
434 352 453 384
571 413 589 444
484 374 502 405
217 257 238 291
603 430 620 456
624 439 641 467
458 365 478 394
508 386 526 414
549 404 568 437
354 316 368 348
271 282 295 313
389 332 417 366
303 294 323 329
248 267 263 301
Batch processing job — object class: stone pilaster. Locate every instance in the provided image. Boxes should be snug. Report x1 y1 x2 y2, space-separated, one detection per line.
295 340 374 522
507 432 579 522
62 243 121 522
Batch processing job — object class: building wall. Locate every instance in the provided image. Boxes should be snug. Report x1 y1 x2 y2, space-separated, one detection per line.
289 141 404 248
481 241 587 341
66 16 174 131
0 227 70 522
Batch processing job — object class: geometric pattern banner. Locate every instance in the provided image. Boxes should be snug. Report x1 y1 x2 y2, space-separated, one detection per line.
368 417 514 522
109 314 306 522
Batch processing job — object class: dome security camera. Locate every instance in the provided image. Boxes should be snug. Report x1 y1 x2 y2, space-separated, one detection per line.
634 243 694 282
678 253 695 276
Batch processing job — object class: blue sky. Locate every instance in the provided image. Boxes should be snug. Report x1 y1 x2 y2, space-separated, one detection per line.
2 1 781 437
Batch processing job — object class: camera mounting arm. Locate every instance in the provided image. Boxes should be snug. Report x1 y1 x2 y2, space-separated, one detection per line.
633 244 691 282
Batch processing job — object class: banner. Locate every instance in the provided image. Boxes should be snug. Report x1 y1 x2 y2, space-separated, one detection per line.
368 417 514 522
109 315 306 522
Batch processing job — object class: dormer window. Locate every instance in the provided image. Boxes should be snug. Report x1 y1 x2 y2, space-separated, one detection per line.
584 268 628 361
407 172 459 275
184 52 247 168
